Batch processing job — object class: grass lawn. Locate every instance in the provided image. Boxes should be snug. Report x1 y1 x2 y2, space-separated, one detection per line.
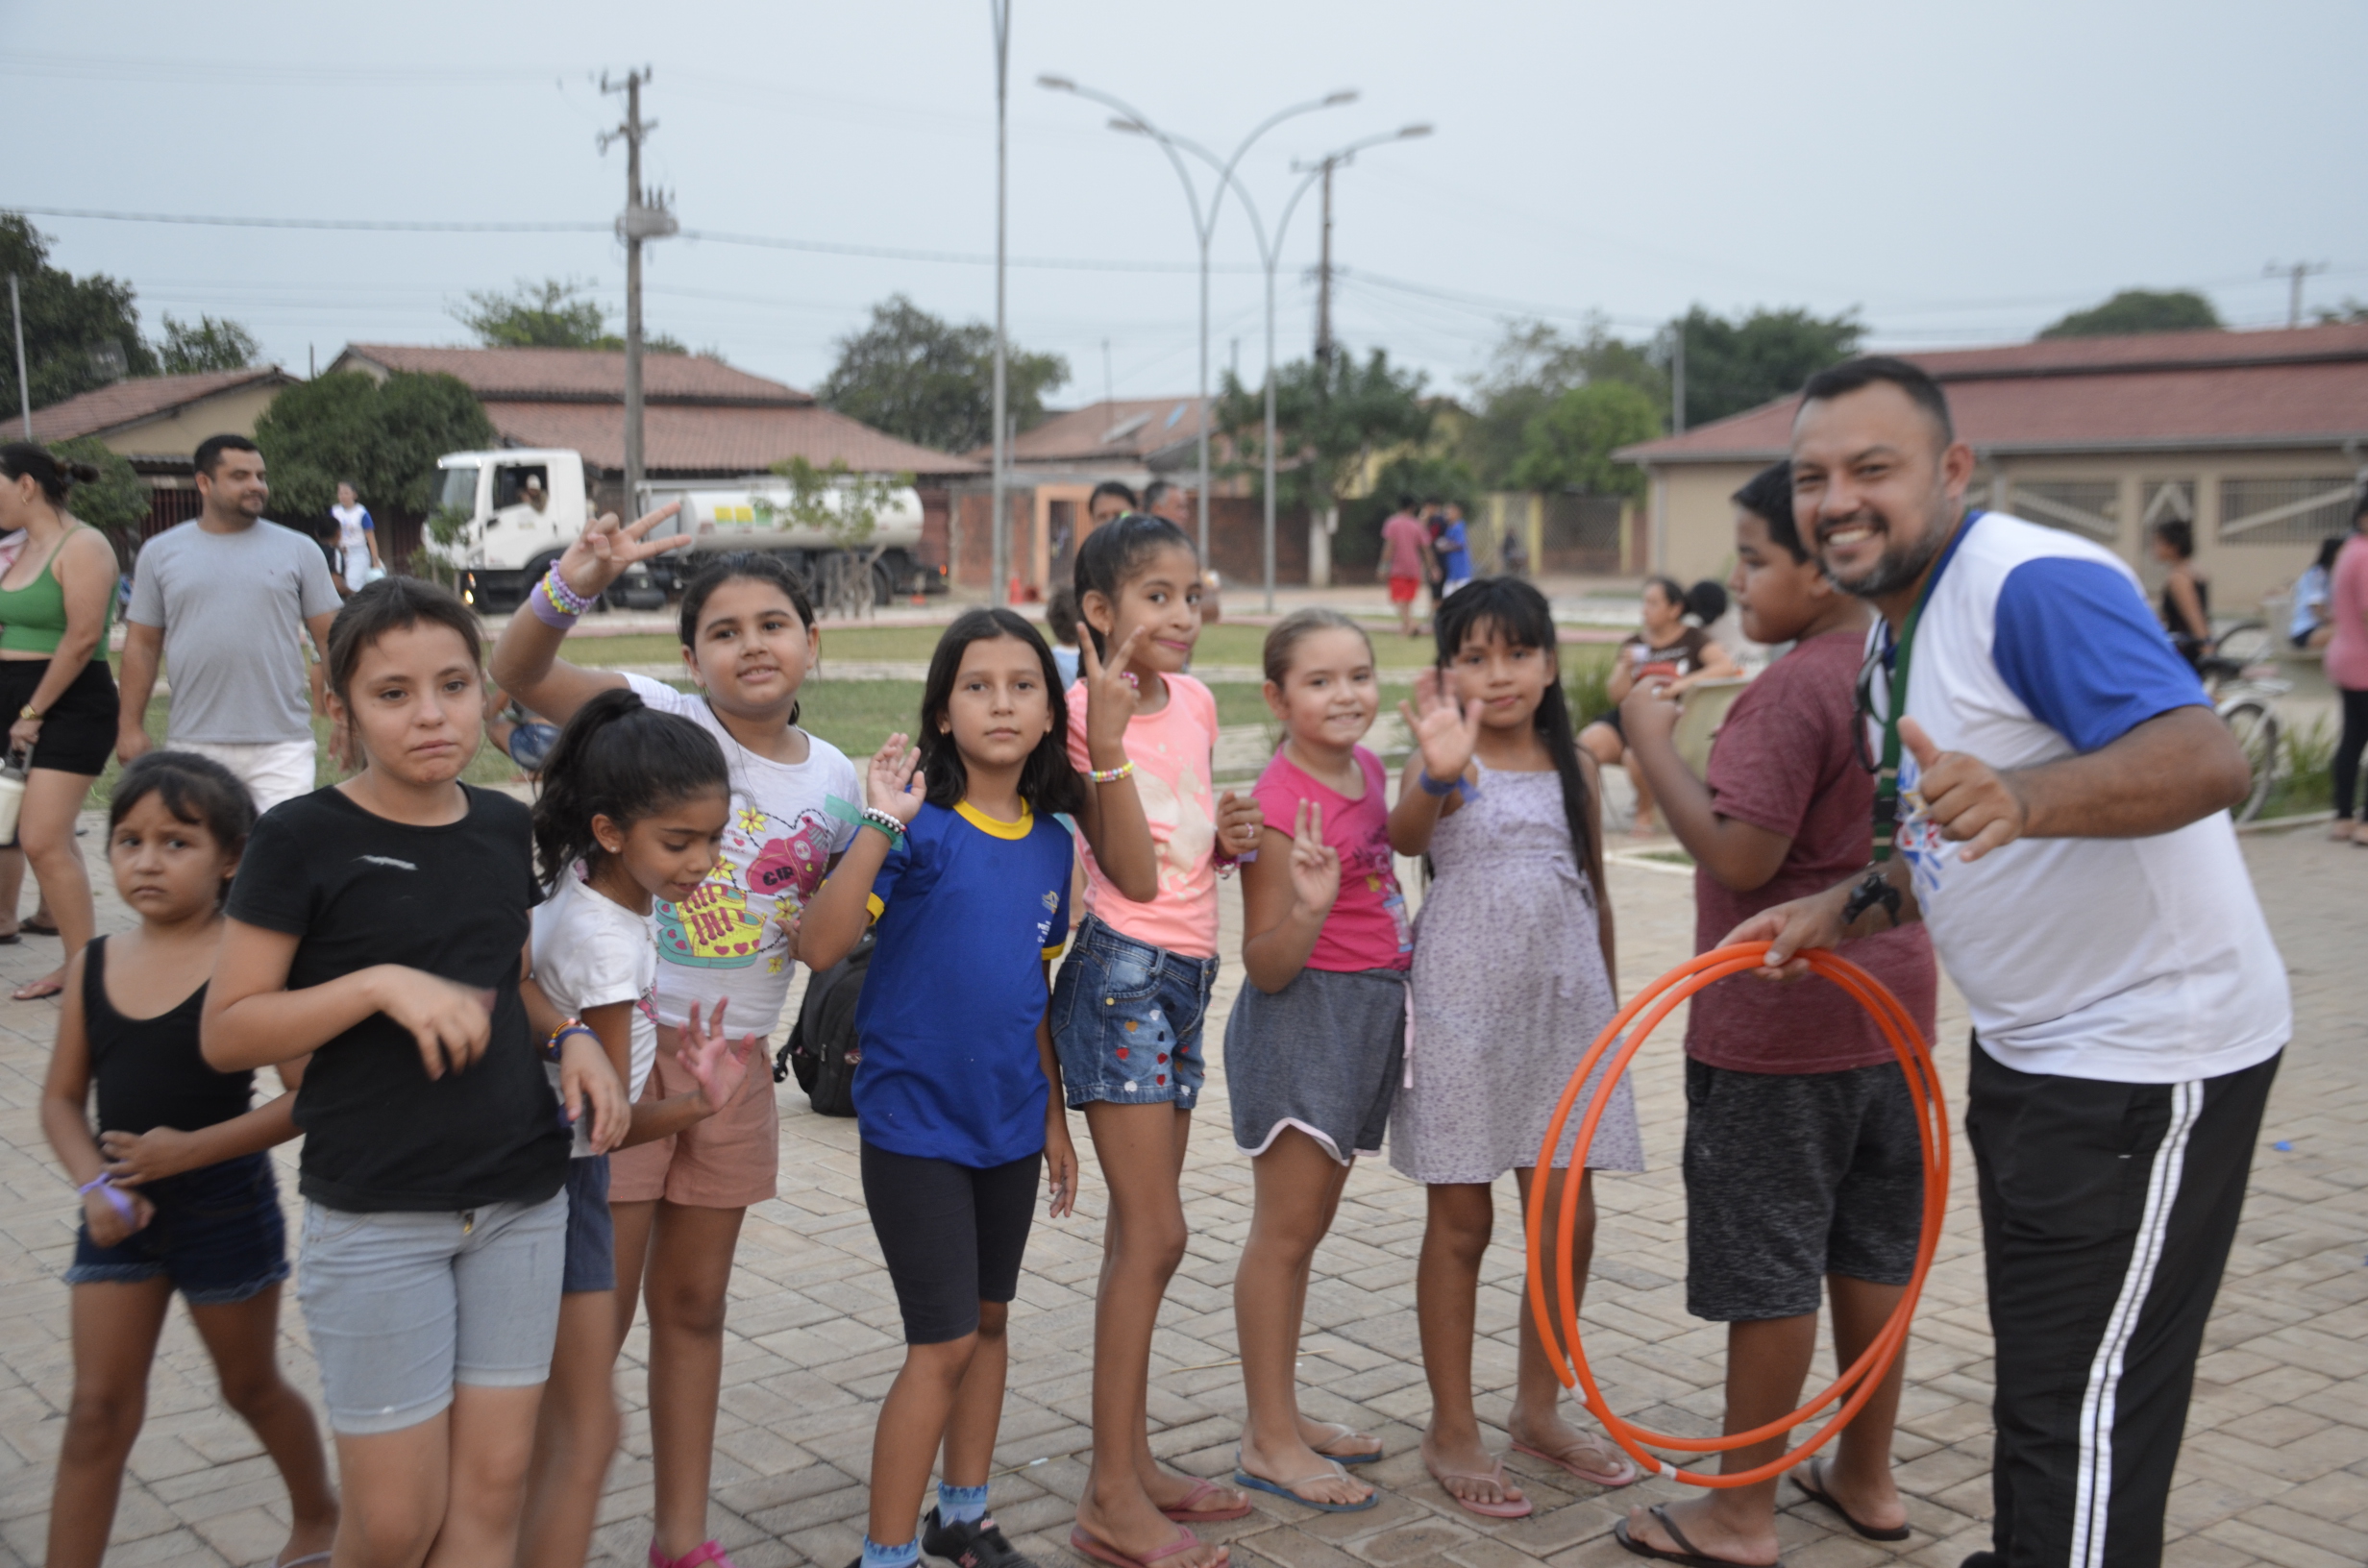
549 619 1447 672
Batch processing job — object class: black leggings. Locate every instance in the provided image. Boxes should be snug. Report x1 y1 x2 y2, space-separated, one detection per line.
2337 687 2368 821
860 1140 1040 1344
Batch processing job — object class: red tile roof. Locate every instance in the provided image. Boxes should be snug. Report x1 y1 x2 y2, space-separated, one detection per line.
1619 323 2368 464
28 367 297 444
332 344 813 406
489 402 982 478
987 397 1208 465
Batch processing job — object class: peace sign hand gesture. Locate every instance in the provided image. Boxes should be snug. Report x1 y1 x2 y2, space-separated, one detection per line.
556 502 688 600
1078 625 1147 764
1286 798 1342 919
1398 668 1483 790
866 732 926 826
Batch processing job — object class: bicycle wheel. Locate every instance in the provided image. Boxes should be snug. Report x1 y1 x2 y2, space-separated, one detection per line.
2220 698 2279 822
2212 620 2277 670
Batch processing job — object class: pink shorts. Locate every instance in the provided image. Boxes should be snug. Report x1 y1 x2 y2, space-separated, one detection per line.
607 1026 780 1209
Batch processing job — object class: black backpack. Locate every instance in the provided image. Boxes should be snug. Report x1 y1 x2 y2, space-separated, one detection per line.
774 933 872 1117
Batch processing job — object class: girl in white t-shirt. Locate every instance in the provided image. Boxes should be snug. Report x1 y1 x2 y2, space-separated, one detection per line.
516 687 766 1568
488 519 858 1568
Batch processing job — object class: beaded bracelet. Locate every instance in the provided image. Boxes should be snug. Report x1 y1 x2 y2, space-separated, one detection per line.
858 806 908 846
545 1019 598 1061
1418 769 1477 801
1087 760 1135 784
528 564 595 629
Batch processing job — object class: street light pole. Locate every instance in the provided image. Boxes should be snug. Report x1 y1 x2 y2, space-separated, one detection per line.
1039 76 1354 569
8 276 29 440
990 0 1013 606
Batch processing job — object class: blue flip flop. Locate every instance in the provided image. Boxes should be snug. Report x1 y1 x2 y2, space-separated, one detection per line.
1232 1451 1379 1513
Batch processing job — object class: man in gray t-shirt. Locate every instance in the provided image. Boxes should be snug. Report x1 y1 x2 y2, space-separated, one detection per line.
118 434 343 813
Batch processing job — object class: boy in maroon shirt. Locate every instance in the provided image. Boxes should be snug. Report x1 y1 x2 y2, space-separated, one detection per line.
1611 462 1939 1568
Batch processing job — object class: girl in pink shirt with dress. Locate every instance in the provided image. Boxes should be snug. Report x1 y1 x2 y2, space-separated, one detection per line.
1052 514 1264 1568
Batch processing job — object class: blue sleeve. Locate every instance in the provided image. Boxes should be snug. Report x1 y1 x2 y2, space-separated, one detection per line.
1991 558 2208 752
359 509 376 531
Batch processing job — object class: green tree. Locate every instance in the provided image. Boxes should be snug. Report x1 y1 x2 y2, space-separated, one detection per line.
0 212 158 413
451 277 686 354
156 313 260 375
1676 305 1863 428
819 295 1069 453
1215 349 1434 571
2039 289 2221 339
47 437 150 557
1508 380 1664 498
253 370 495 524
1461 317 1665 487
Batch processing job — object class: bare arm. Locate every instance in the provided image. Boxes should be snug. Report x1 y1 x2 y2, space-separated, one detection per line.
2166 572 2209 644
1603 645 1641 705
202 918 499 1077
1037 983 1077 1217
1069 627 1157 903
101 1094 301 1188
39 947 108 1190
1239 803 1340 995
115 620 163 762
798 824 894 973
486 505 680 725
12 531 118 752
1616 681 1791 892
305 610 336 718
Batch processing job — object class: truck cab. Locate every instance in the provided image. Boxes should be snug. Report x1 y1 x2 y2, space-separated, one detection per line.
430 449 604 611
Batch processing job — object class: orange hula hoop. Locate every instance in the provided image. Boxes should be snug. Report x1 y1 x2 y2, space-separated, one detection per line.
1521 942 1949 1487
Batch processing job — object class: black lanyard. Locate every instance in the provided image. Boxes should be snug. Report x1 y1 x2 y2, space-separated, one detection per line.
1868 510 1981 863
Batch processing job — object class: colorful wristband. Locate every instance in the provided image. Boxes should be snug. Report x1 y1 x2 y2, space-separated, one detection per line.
859 806 908 846
526 589 578 629
78 1171 135 1221
1087 760 1135 784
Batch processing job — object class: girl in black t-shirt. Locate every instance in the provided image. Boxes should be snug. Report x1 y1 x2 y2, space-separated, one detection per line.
39 752 337 1568
203 578 629 1568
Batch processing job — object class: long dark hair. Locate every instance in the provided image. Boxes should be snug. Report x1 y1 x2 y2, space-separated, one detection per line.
677 551 817 726
917 608 1084 819
0 443 99 505
1072 511 1194 658
1433 576 1595 884
530 687 730 887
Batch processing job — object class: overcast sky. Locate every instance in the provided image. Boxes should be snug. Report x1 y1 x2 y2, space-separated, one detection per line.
6 0 2364 411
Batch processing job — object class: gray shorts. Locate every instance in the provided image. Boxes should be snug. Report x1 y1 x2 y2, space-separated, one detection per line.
1683 1059 1923 1322
1223 966 1405 1164
296 1189 568 1435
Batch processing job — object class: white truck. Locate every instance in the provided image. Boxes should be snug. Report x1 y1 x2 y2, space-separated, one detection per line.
427 448 939 611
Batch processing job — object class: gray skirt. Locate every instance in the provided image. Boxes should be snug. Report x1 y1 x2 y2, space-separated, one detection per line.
1222 966 1407 1164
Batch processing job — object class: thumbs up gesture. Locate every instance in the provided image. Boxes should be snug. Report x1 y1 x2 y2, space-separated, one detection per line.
1900 717 2028 862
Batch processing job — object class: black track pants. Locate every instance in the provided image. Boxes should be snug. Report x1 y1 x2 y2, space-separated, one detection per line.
1966 1041 2280 1568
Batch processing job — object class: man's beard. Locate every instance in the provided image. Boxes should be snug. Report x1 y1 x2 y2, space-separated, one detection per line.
1825 510 1950 599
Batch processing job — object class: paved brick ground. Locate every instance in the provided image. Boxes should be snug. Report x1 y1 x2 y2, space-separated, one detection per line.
0 820 2356 1567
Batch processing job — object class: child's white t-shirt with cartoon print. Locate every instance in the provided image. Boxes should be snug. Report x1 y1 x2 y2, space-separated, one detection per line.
531 868 659 1155
623 674 861 1032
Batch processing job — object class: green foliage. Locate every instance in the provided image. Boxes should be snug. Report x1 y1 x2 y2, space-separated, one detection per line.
0 212 159 413
1213 348 1432 515
2259 714 2335 818
451 277 686 355
156 313 259 375
253 371 496 522
1562 645 1615 728
1676 305 1864 428
761 456 912 548
1509 380 1664 498
2313 299 2368 325
819 295 1068 453
1460 318 1665 488
2039 289 2221 340
47 437 149 548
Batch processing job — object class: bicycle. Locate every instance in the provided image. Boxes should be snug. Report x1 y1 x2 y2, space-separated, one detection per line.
2195 620 2288 822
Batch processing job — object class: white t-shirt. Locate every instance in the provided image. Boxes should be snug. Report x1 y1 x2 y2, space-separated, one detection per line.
531 870 659 1156
330 503 374 554
1873 511 2290 1084
622 674 860 1032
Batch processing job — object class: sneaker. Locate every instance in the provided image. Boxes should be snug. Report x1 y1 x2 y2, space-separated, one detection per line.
922 1507 1038 1568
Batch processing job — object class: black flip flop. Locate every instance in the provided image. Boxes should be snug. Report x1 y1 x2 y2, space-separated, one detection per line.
20 919 58 937
1613 1505 1768 1567
1793 1458 1912 1542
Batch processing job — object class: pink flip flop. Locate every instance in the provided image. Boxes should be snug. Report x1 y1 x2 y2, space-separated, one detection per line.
1160 1476 1252 1523
1069 1524 1221 1568
1512 1436 1641 1488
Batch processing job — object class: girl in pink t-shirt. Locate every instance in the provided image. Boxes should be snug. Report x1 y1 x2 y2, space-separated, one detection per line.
1052 514 1263 1568
1221 609 1410 1513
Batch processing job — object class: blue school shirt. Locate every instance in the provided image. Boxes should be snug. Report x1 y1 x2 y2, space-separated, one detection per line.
852 800 1071 1167
1438 520 1470 581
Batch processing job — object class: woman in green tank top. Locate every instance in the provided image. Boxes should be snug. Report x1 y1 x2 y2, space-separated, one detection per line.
0 445 125 1000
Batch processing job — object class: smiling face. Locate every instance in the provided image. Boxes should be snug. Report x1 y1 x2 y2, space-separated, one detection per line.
1084 542 1203 674
1444 620 1553 734
1265 625 1379 750
596 786 731 908
1791 381 1974 602
196 446 269 523
329 622 485 787
938 633 1056 775
681 577 819 720
109 795 237 922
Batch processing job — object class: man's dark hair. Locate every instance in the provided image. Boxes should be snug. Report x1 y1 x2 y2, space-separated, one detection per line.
1798 355 1955 447
1088 478 1138 513
1732 460 1806 562
193 433 262 477
1395 492 1416 510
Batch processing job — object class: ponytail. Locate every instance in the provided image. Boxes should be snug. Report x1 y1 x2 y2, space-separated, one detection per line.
0 443 99 506
530 688 731 887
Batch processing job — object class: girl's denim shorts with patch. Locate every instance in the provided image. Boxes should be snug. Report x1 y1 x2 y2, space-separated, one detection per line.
1050 914 1218 1110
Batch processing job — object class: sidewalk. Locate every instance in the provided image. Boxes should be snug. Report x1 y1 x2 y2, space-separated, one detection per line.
0 825 2356 1566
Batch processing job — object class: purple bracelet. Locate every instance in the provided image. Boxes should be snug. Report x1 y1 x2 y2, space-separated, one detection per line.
78 1172 135 1222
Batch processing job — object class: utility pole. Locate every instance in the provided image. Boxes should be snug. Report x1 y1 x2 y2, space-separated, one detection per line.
8 276 29 439
990 1 1013 606
602 67 677 507
2265 259 2328 329
1314 160 1335 368
1669 317 1687 434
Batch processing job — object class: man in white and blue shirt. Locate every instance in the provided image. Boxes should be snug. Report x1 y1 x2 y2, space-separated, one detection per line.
1722 359 2285 1568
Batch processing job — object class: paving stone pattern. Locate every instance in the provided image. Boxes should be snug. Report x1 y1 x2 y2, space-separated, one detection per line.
0 821 2356 1567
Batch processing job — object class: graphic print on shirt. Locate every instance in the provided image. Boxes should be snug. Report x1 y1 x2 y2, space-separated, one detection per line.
655 799 835 972
1342 837 1413 953
1134 742 1215 900
1893 752 1953 908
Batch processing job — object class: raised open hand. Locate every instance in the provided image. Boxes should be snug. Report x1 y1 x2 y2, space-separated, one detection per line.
680 1000 761 1115
1398 668 1484 788
555 501 687 600
1286 798 1342 917
866 732 926 825
1079 624 1147 760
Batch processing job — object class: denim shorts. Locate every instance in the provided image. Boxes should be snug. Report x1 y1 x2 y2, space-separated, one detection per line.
66 1152 289 1306
296 1188 567 1435
1050 915 1218 1110
560 1156 614 1294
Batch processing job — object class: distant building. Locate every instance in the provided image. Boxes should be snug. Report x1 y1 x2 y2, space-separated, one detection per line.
1618 323 2368 611
27 367 301 536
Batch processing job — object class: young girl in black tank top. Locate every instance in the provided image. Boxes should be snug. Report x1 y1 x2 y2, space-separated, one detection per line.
37 752 337 1568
